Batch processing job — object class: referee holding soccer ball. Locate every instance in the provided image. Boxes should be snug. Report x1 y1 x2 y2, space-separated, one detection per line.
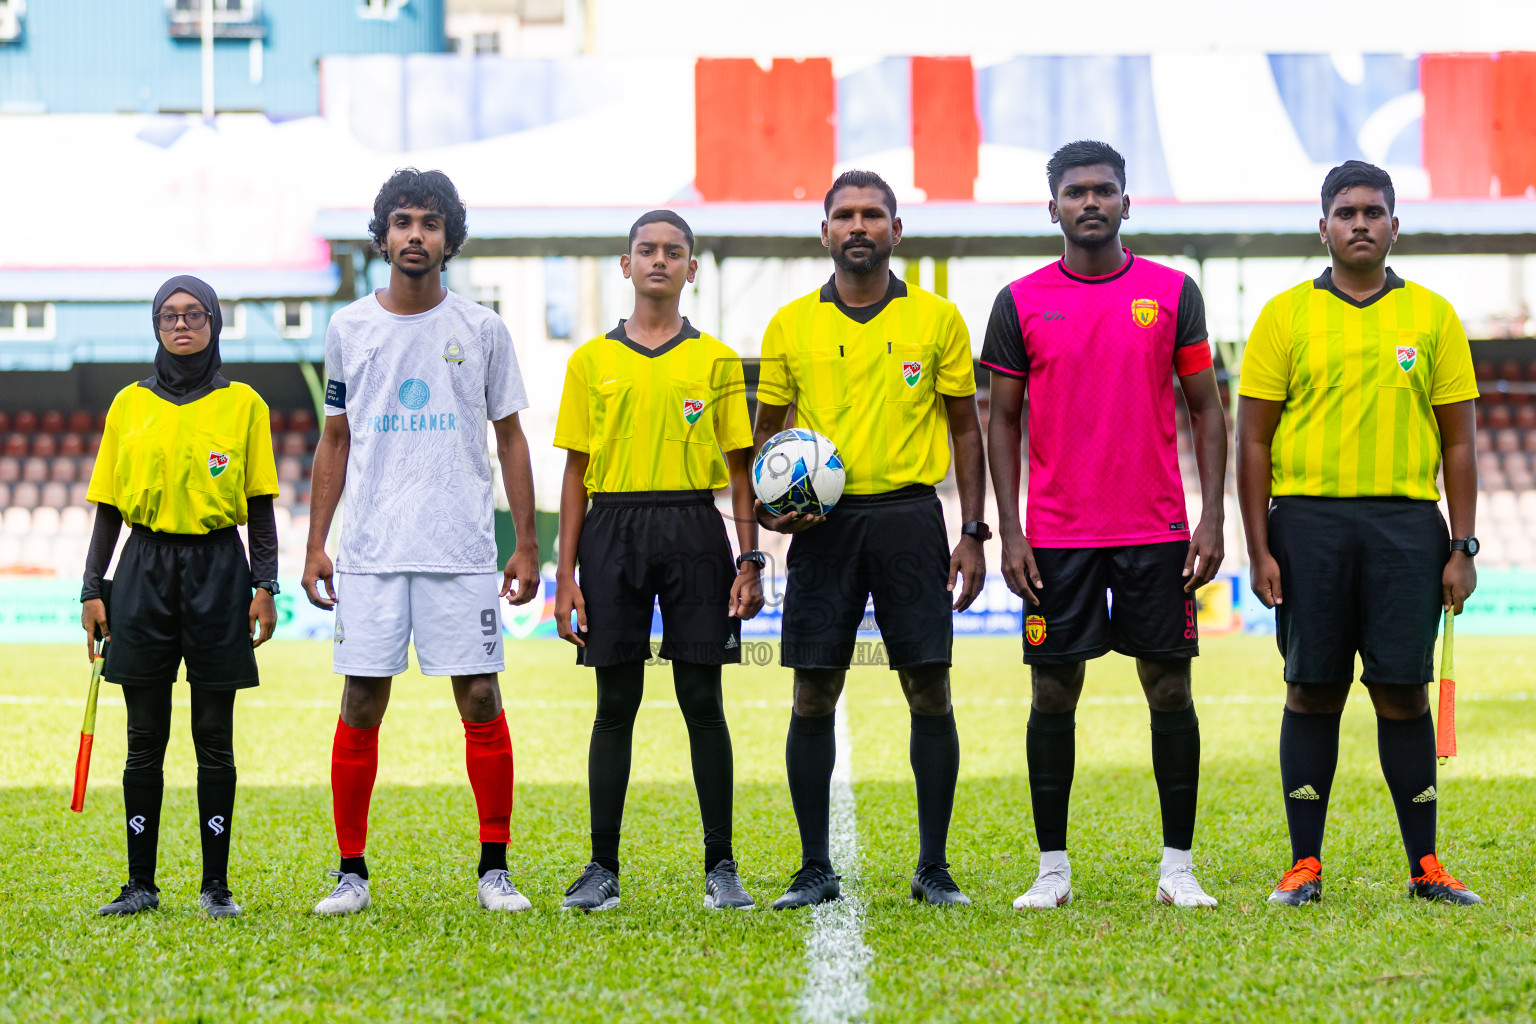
80 275 280 919
755 170 987 908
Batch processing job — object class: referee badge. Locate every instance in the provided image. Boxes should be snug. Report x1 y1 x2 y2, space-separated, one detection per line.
443 336 465 363
1397 345 1418 372
207 450 229 479
682 398 705 426
902 360 922 388
1131 299 1159 328
1026 614 1047 646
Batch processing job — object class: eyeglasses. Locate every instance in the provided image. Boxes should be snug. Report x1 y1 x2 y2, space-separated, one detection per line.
154 309 210 331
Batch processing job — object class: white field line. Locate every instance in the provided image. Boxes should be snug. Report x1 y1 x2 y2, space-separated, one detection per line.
8 692 1536 710
798 706 872 1024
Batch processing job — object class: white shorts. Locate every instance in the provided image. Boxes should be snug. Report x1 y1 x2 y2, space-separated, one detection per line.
333 572 506 677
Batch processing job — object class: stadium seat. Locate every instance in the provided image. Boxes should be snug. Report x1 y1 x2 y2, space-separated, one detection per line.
86 433 102 456
91 412 107 432
13 411 36 433
1475 405 1486 429
1496 429 1519 453
4 434 27 457
30 506 60 536
40 482 68 508
22 458 47 483
40 411 64 433
49 459 76 484
2 506 32 534
19 536 52 568
1475 431 1492 453
1519 490 1536 519
67 410 91 434
280 432 308 457
1489 490 1519 522
0 412 8 433
59 434 84 457
1488 406 1512 430
59 506 90 535
270 409 287 434
290 409 317 434
31 435 56 458
0 458 17 484
68 482 90 508
1518 406 1536 430
277 457 303 483
1500 360 1523 382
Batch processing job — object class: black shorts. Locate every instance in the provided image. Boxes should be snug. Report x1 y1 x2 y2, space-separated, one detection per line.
1269 496 1447 685
1022 541 1198 665
104 525 259 689
781 484 952 671
575 490 740 668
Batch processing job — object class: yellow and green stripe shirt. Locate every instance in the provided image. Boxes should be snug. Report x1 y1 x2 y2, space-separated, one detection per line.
1238 269 1479 500
757 273 975 495
554 320 753 493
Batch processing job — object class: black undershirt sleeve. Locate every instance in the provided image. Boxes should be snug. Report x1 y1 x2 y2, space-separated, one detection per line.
1174 275 1209 349
81 504 124 602
246 495 278 583
978 285 1029 378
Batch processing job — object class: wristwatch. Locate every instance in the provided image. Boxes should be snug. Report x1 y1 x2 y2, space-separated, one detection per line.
962 521 992 542
1450 538 1479 557
736 550 767 570
253 580 281 595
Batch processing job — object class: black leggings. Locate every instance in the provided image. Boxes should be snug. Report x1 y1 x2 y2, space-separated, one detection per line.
588 660 734 874
121 685 238 886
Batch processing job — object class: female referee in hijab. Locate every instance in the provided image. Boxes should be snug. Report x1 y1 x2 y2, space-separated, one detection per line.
80 275 280 918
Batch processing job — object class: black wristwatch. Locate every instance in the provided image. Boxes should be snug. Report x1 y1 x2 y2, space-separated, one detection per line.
735 551 767 570
962 521 992 542
253 580 281 595
1450 538 1479 558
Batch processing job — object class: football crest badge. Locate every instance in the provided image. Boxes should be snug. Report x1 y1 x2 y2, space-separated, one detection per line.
1026 614 1047 646
682 397 705 426
1131 299 1159 328
902 360 922 388
207 450 229 479
1397 345 1417 373
443 336 465 363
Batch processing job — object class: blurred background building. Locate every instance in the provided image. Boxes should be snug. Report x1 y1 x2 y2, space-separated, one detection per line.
1 0 1534 625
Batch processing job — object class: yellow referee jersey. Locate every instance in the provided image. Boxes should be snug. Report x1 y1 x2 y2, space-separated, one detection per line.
87 381 280 532
757 273 975 495
554 320 753 493
1238 268 1479 500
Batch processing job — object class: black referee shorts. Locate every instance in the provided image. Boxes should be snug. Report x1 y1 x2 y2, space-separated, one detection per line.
781 484 952 671
1022 541 1198 665
104 525 259 689
575 490 741 668
1269 496 1448 685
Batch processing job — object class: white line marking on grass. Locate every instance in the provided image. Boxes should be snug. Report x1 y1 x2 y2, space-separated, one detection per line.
798 705 872 1024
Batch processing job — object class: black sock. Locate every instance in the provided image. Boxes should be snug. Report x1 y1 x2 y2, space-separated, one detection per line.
1377 711 1438 876
673 661 734 873
910 710 959 868
1279 707 1342 864
196 766 237 885
478 842 508 876
1149 706 1200 850
1026 708 1075 852
786 711 837 869
121 768 164 889
589 661 645 875
339 856 368 880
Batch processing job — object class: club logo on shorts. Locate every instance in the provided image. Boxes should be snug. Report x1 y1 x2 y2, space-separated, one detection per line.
334 617 344 644
398 378 431 410
443 336 465 363
682 397 705 426
1397 345 1417 373
1026 614 1047 646
902 361 922 387
1132 298 1159 328
207 450 229 478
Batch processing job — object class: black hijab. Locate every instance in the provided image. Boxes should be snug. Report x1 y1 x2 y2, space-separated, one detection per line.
143 274 227 405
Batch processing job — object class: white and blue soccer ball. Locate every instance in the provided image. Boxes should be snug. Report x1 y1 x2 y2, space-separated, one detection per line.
752 428 846 517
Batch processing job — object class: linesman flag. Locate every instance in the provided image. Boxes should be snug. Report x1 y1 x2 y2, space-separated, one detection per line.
1436 609 1457 764
69 641 106 813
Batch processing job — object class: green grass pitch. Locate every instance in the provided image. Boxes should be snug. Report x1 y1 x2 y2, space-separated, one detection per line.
1 636 1534 1023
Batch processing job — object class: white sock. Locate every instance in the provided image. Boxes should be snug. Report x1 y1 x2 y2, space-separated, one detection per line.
1160 847 1193 874
1040 850 1069 874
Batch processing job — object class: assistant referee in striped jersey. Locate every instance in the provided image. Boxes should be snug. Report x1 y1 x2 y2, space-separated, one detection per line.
1238 161 1483 906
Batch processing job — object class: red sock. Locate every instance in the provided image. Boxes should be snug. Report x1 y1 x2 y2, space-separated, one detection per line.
463 711 514 844
331 717 379 858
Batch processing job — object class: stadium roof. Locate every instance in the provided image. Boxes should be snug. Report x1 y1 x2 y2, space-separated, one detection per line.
317 199 1536 260
0 267 341 302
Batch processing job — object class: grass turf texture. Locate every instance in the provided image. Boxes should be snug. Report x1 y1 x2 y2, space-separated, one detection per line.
0 636 1532 1023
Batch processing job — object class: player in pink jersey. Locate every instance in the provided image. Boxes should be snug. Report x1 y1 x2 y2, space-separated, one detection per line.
982 141 1229 909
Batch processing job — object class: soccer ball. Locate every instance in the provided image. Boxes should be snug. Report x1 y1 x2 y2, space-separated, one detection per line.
752 428 846 517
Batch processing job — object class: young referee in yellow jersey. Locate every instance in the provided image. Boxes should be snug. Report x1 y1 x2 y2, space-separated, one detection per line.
80 275 280 918
755 170 987 908
553 211 764 911
1237 162 1483 906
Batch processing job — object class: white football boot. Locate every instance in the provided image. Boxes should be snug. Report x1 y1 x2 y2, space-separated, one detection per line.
1014 856 1073 910
477 869 533 912
314 870 371 916
1156 852 1218 907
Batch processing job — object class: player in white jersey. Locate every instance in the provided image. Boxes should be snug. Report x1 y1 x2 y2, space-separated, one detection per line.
301 169 541 915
